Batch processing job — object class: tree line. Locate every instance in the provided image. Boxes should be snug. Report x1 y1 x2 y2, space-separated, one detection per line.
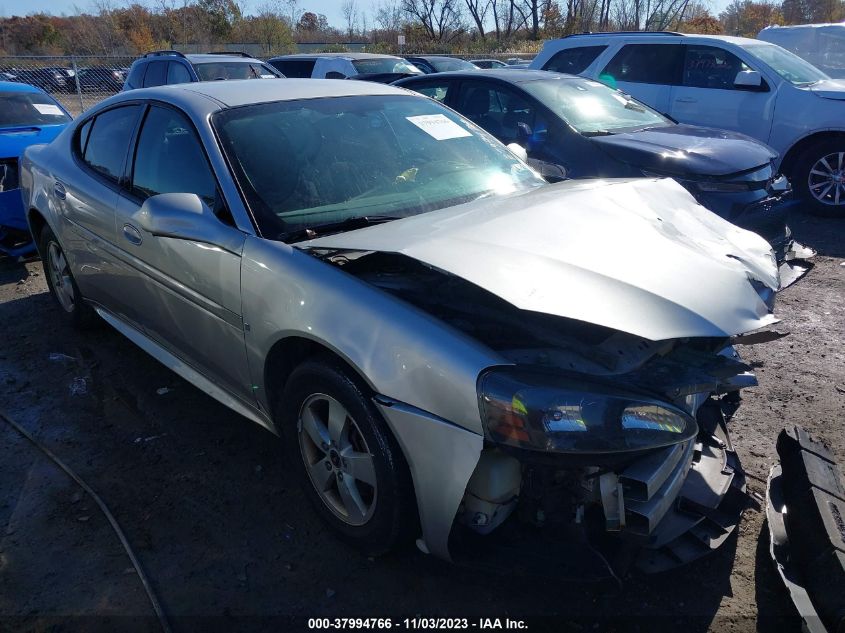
0 0 843 57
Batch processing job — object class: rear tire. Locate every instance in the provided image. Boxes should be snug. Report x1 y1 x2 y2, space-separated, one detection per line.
39 226 99 329
793 139 845 217
277 358 416 556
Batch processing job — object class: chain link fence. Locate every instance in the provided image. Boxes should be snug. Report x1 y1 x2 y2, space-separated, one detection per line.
1 56 136 117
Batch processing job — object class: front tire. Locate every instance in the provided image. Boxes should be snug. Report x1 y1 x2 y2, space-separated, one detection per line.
278 359 416 556
39 226 98 329
794 140 845 217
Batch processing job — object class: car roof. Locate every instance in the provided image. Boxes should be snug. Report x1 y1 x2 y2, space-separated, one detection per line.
270 52 402 61
399 68 577 84
551 32 761 46
112 78 410 111
185 53 266 63
406 55 462 61
0 80 45 94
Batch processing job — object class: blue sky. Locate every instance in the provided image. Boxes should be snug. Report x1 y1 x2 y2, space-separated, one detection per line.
0 0 730 31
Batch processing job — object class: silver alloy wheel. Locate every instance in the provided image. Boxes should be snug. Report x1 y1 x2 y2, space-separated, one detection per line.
47 241 76 313
297 393 377 526
808 151 845 206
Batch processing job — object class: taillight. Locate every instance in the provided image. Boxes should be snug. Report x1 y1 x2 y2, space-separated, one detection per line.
0 158 19 192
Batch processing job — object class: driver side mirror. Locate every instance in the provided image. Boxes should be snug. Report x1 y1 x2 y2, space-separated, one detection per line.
734 70 766 91
132 193 243 254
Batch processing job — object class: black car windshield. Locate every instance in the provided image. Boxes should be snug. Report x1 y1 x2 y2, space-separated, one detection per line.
194 61 278 81
0 91 71 127
743 44 829 85
352 58 422 75
521 77 671 135
430 58 478 72
214 94 543 240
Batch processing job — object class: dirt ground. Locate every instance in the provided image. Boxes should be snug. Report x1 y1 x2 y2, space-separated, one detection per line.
0 208 843 633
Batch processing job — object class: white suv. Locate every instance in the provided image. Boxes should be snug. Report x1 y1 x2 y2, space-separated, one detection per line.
531 32 845 216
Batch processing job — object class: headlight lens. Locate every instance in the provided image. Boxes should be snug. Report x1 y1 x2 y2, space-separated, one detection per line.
478 369 697 454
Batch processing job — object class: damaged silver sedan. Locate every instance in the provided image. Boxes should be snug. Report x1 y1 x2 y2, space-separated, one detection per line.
21 80 780 575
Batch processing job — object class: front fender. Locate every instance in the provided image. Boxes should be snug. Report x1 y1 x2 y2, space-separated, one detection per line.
241 235 507 435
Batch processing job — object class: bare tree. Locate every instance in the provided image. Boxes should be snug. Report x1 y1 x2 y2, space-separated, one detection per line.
341 0 359 36
401 0 464 41
464 0 491 37
374 0 404 31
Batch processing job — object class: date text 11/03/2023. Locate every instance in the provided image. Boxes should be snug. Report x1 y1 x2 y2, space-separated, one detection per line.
307 618 528 630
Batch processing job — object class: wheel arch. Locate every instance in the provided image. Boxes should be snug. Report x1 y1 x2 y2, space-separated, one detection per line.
780 130 845 179
26 208 49 256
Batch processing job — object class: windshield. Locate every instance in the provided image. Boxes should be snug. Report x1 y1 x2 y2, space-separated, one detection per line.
0 91 71 127
744 44 829 85
194 61 278 81
431 58 478 72
214 95 543 240
352 58 422 75
521 78 670 135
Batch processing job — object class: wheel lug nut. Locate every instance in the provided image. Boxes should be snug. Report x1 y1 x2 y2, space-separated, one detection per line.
325 461 332 471
337 472 343 481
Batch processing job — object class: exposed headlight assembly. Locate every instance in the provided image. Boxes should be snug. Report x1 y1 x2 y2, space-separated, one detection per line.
478 369 697 455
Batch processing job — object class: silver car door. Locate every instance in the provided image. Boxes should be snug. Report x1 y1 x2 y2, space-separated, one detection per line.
58 104 142 306
113 103 252 402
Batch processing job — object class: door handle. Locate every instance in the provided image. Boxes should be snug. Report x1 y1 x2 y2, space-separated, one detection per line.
53 181 66 200
675 97 697 103
122 223 143 246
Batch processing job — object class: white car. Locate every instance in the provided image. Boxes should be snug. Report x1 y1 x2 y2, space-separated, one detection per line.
531 32 845 215
267 52 423 81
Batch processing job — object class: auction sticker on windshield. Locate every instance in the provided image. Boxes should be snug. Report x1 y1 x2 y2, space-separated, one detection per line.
407 114 472 140
33 104 64 116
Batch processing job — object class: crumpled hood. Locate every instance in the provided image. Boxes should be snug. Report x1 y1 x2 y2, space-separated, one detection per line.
300 178 779 342
0 124 67 158
591 125 776 177
808 78 845 100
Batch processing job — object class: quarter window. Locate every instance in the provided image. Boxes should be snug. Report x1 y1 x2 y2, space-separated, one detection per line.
80 105 141 182
683 45 752 89
411 82 451 102
142 61 168 88
166 61 192 85
543 46 607 74
131 106 216 204
601 44 684 85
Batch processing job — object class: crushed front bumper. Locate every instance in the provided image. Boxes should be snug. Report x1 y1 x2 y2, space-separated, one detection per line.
766 426 845 633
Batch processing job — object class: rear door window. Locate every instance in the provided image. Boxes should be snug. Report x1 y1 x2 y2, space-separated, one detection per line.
269 59 316 78
543 46 607 74
600 44 684 85
142 61 168 88
80 105 142 183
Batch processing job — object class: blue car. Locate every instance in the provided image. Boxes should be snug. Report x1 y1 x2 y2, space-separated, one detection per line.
1 81 71 256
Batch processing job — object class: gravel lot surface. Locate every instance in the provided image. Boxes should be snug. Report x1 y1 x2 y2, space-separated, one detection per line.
0 209 842 633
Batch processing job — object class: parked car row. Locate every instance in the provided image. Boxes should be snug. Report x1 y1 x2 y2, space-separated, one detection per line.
530 31 845 216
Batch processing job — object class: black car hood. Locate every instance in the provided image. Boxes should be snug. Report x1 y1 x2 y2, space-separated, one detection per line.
591 125 777 178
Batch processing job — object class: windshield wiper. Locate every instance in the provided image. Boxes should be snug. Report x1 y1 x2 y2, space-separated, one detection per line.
278 215 400 243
